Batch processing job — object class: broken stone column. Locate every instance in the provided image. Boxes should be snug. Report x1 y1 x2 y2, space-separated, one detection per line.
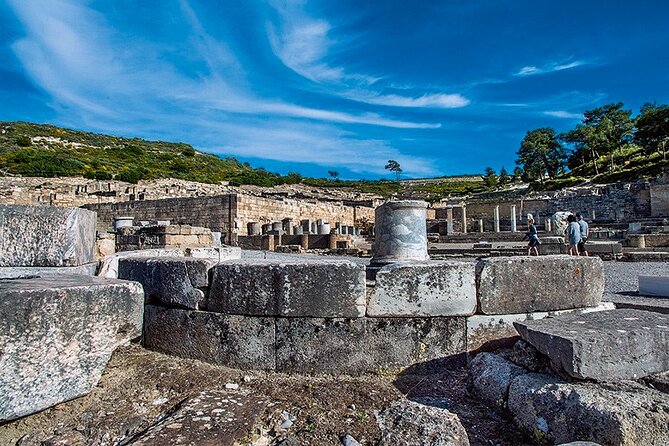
511 205 517 232
247 222 261 236
494 205 500 232
370 200 429 266
317 222 331 235
284 218 295 235
310 221 317 234
293 225 303 235
479 218 484 233
446 208 454 234
301 233 309 250
271 222 282 232
461 206 467 234
261 223 271 234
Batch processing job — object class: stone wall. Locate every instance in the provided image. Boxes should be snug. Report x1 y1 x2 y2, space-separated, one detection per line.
650 173 669 217
84 193 375 238
235 194 374 236
464 182 651 229
84 195 236 234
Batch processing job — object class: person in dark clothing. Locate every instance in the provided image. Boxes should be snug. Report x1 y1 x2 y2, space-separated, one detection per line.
523 214 540 256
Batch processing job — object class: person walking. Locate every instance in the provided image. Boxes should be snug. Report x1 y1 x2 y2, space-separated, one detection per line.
576 213 589 257
523 214 540 256
566 214 581 256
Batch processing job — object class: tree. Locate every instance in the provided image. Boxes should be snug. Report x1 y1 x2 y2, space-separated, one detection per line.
562 103 633 173
483 167 498 189
498 166 509 185
328 170 340 180
385 160 402 181
516 128 567 182
635 102 669 159
512 166 523 183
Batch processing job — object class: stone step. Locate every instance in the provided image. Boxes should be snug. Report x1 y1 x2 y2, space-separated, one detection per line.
514 309 669 380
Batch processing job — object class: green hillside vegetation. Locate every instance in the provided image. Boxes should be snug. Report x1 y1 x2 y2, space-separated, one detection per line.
0 122 485 200
0 122 301 186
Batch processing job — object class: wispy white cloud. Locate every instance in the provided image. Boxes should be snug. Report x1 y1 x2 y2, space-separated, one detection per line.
544 110 583 119
266 1 469 110
6 0 441 176
349 92 470 109
515 59 587 76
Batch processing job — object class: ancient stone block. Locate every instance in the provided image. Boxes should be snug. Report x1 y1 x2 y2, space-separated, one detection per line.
143 306 275 371
208 260 366 317
368 261 476 317
0 275 143 422
466 303 615 352
508 372 669 445
376 400 470 446
468 352 527 408
639 275 669 297
130 391 267 446
514 309 669 381
118 257 217 309
476 255 604 315
0 205 96 267
275 317 466 375
0 262 98 279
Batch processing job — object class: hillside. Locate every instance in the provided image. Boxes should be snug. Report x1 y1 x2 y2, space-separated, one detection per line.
0 122 290 186
0 122 485 201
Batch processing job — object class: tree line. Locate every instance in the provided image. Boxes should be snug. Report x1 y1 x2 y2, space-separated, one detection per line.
483 102 669 187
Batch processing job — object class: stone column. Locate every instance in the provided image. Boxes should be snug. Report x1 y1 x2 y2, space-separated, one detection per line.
271 222 282 232
301 233 310 250
247 222 261 236
310 222 317 234
479 218 484 233
294 225 304 235
446 208 454 234
370 200 429 265
494 205 500 233
282 218 294 235
546 219 552 233
317 223 331 235
510 205 517 232
461 206 467 234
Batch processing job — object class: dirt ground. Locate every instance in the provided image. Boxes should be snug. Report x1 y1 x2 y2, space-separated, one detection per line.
0 343 533 446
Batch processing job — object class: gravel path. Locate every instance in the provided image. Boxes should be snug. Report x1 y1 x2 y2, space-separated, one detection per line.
603 261 669 295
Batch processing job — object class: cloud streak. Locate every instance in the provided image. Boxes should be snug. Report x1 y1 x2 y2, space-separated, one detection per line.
515 59 587 76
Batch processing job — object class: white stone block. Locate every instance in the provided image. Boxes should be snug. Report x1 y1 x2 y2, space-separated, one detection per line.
367 261 477 317
639 275 669 298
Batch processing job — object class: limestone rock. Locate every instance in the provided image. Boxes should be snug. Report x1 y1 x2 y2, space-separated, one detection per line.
376 399 470 446
0 275 143 422
208 259 366 317
508 372 669 445
118 257 217 309
143 305 275 370
130 390 267 445
275 317 466 375
476 255 604 315
468 352 527 408
0 205 96 267
514 309 669 380
367 261 476 317
0 263 97 279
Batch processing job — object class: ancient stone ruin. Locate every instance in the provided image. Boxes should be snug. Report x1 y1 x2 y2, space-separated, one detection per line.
1 199 668 445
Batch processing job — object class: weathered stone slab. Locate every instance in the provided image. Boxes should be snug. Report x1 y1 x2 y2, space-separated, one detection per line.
376 399 470 446
0 205 96 267
143 306 275 371
514 309 669 380
606 293 669 314
0 275 143 422
508 372 669 445
367 261 476 317
466 303 615 352
208 260 366 317
0 262 98 279
639 275 669 297
131 390 267 446
118 257 217 309
468 352 527 409
275 317 466 375
476 255 604 315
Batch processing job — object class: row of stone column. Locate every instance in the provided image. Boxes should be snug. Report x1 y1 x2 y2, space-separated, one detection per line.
247 219 360 236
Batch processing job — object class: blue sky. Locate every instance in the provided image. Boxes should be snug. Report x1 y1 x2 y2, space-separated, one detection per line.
1 1 668 179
